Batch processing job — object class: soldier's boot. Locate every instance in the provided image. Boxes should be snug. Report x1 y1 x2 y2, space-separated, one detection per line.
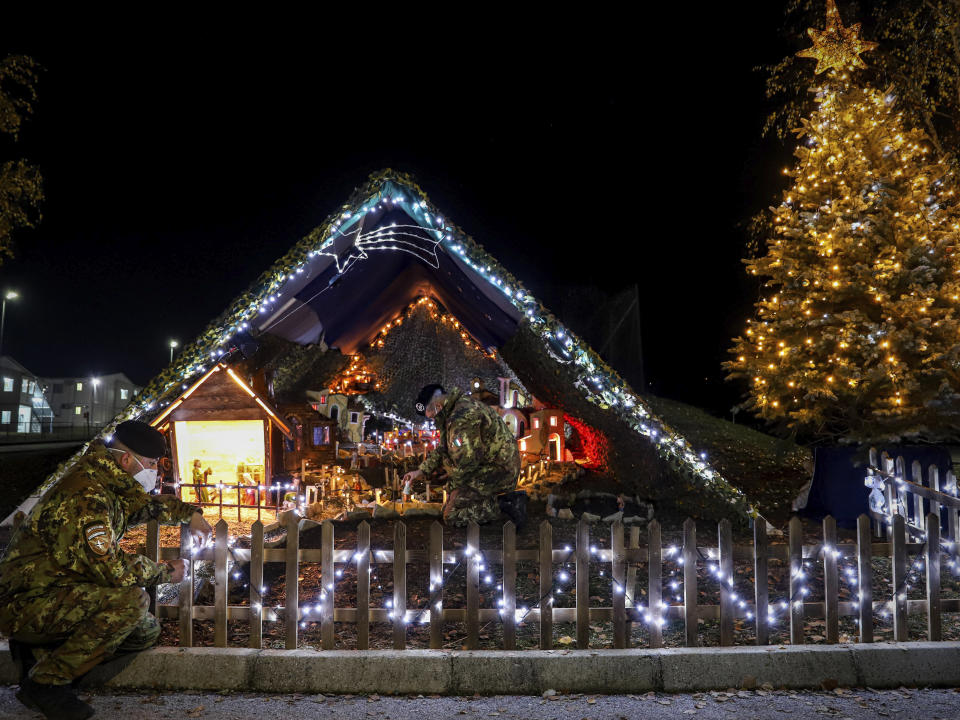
9 638 37 683
17 677 94 720
498 491 528 529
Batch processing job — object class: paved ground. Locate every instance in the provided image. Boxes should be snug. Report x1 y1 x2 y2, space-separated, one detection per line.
1 686 959 719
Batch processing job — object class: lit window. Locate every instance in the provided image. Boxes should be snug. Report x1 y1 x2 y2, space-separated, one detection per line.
1 410 10 424
120 388 129 400
533 418 540 429
74 406 82 415
549 416 558 427
319 395 327 404
22 378 29 392
76 382 83 392
2 377 12 392
519 439 527 452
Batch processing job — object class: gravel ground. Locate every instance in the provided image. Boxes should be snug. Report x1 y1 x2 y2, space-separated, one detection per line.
1 686 959 719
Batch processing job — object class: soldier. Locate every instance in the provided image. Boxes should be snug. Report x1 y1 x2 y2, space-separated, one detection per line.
402 384 521 526
0 420 212 720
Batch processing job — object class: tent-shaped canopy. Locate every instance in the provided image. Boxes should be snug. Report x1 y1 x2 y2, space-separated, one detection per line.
28 170 754 521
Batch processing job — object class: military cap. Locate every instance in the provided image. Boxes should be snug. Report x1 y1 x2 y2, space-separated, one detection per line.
415 384 445 416
113 420 166 458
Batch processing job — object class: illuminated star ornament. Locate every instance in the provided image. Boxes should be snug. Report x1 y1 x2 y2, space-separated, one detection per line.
796 0 878 74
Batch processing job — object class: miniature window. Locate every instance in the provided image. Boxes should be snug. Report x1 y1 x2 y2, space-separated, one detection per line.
330 405 339 421
549 416 558 427
533 418 540 429
350 412 359 424
2 377 12 392
319 395 327 404
1 410 10 424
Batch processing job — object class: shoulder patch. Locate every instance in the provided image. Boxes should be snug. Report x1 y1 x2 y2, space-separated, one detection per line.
83 521 113 556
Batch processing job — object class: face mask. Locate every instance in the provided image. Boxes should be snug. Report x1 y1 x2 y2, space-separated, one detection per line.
110 448 158 492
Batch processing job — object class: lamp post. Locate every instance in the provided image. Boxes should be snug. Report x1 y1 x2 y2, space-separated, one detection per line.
91 377 100 429
0 290 19 359
169 339 178 363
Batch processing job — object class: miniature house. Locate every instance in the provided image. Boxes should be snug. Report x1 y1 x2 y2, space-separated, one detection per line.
497 377 527 409
280 404 338 472
498 407 529 439
306 389 369 444
149 363 292 507
518 408 565 462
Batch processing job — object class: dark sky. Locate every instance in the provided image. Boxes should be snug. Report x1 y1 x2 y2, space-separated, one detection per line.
0 8 795 418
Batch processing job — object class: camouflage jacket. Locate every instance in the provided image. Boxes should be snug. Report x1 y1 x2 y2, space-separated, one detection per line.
419 388 520 489
0 442 199 600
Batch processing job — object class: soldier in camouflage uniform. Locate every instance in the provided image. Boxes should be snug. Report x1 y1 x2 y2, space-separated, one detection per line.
0 421 211 719
404 385 520 526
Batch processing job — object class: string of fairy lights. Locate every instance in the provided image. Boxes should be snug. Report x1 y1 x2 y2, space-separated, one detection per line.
368 296 497 359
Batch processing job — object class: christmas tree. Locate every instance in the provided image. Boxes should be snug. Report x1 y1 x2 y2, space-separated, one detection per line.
726 0 960 443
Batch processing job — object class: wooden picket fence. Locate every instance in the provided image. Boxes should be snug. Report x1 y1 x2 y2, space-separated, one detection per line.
865 448 960 544
142 513 959 651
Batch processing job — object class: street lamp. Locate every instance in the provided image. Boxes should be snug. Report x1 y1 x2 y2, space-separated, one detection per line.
89 377 100 432
169 339 178 363
0 290 19 359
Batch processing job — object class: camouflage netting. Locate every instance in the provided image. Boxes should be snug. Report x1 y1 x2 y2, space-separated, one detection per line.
500 321 747 526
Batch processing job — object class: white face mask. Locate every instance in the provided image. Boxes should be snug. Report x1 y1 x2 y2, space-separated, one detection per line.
110 448 158 492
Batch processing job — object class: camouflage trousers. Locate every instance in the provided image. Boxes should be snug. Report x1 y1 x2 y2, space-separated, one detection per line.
0 584 160 685
445 469 517 527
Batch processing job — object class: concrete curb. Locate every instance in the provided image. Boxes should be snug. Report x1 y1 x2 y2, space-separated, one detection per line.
2 642 959 694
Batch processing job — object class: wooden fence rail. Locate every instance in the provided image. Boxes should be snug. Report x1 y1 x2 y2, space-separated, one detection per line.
144 512 960 651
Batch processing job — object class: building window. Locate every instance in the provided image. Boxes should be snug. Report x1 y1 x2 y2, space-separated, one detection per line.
350 412 359 424
533 417 540 429
319 395 327 404
0 410 10 424
2 377 12 392
312 425 330 446
52 383 63 393
76 382 83 392
120 388 129 400
549 416 558 427
330 405 339 421
22 378 29 392
74 406 82 415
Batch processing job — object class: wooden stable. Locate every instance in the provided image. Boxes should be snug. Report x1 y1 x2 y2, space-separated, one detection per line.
150 363 292 514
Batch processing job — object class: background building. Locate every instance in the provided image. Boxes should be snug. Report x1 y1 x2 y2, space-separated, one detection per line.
42 372 140 431
0 356 55 436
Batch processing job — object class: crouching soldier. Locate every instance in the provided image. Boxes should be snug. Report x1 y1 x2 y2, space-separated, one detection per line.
0 420 212 720
403 384 522 526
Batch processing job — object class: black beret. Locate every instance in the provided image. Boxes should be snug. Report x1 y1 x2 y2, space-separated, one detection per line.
113 420 166 458
414 384 445 416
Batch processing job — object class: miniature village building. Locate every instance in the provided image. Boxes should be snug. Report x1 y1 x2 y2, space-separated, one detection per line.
519 408 566 462
148 363 292 510
307 388 370 443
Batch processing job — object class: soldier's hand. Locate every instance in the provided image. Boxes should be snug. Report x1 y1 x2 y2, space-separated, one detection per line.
189 512 213 548
168 558 188 584
402 469 423 484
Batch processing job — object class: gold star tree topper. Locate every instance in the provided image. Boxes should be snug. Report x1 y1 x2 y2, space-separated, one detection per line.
796 0 878 74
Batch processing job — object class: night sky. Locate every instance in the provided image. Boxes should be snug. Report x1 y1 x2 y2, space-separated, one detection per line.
0 8 795 419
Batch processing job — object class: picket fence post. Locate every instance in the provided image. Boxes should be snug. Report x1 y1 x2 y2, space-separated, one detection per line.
214 519 228 647
683 518 697 647
857 514 873 643
285 513 299 649
539 520 553 649
250 520 263 649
